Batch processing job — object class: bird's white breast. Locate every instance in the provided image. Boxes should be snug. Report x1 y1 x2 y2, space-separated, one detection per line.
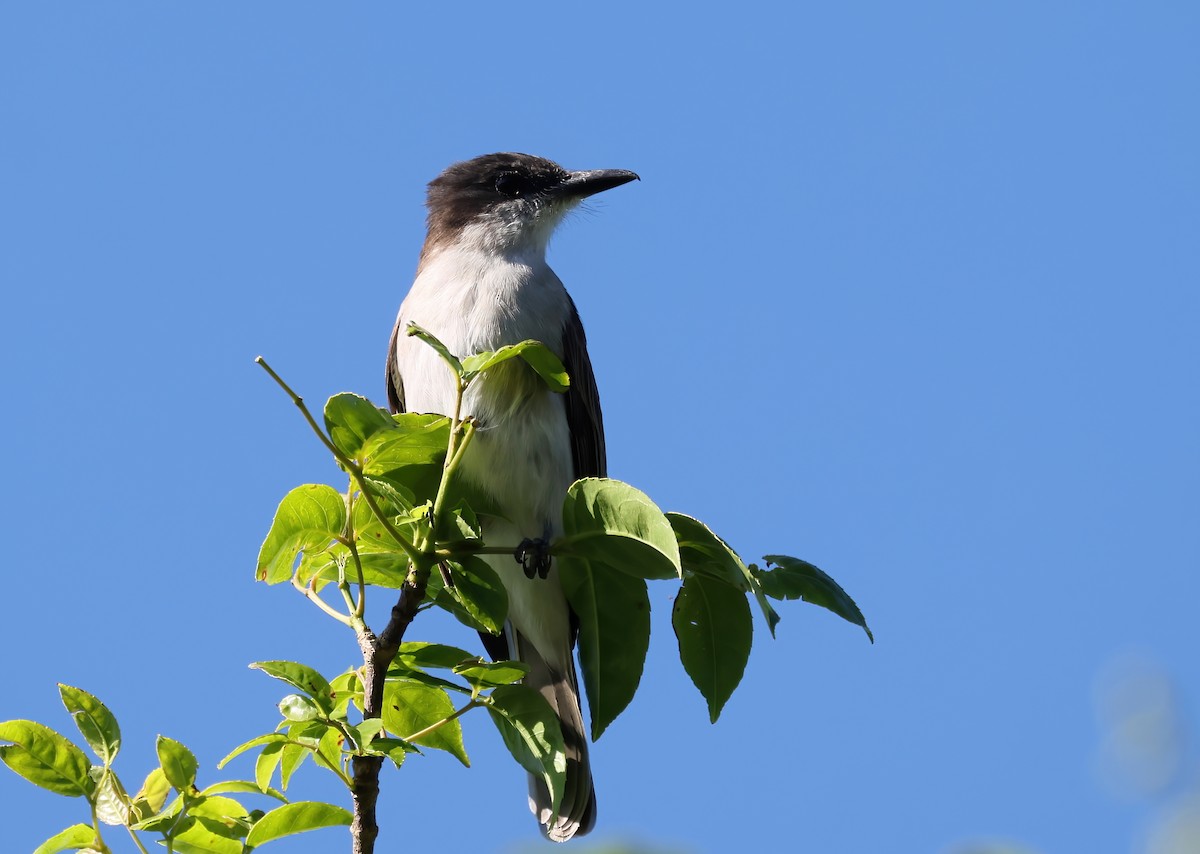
393 240 575 534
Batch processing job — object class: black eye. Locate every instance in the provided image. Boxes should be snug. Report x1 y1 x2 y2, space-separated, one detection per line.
494 172 529 197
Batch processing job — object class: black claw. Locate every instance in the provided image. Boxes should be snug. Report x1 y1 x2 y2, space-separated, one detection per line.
514 538 552 580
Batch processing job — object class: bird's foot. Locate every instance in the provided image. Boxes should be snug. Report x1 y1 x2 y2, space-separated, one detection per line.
514 538 552 580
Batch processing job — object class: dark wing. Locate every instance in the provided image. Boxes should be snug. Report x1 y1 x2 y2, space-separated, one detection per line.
385 316 406 414
562 297 607 479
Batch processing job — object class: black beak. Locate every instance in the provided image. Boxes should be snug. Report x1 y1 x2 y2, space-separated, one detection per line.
556 169 640 199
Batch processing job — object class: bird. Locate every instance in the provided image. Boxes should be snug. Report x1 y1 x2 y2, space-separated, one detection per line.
385 152 638 841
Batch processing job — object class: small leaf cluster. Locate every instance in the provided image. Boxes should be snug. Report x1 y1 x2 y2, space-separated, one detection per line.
0 685 349 854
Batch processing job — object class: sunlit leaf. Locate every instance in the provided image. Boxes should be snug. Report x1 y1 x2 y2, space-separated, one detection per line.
0 720 93 797
58 685 120 766
461 339 570 392
557 478 681 580
454 660 529 689
244 801 352 847
256 485 346 584
323 393 394 460
381 679 468 766
130 767 170 822
487 684 567 815
156 735 198 791
32 824 97 854
249 661 334 714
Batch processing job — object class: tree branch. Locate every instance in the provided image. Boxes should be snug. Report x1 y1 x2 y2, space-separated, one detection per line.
349 569 429 854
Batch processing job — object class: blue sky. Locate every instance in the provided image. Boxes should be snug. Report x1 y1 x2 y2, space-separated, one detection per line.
2 3 1198 853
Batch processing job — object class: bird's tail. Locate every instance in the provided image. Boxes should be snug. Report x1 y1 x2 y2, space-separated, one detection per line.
512 631 597 842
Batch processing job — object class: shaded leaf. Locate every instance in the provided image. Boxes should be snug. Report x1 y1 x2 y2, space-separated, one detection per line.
244 801 352 847
256 485 346 584
445 557 508 636
58 685 120 766
673 573 752 722
756 555 873 642
558 564 650 740
487 684 567 815
669 513 780 636
0 720 93 797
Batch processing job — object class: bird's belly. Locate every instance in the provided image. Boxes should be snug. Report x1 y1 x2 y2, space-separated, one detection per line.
459 375 573 535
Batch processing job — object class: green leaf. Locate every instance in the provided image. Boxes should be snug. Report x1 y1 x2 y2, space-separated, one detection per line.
359 413 451 503
381 679 469 766
200 779 287 802
129 794 185 832
423 569 497 635
461 339 570 392
300 545 412 591
323 393 394 460
190 793 250 830
558 478 681 580
32 824 97 854
345 718 385 752
363 737 412 768
329 670 363 718
58 685 120 766
156 735 198 791
454 659 529 689
445 557 509 636
244 801 352 847
217 733 288 769
250 661 335 714
255 742 285 793
672 573 753 723
405 322 465 377
256 484 346 584
668 513 780 637
756 555 874 642
558 565 650 740
0 720 93 797
170 817 244 854
130 767 171 822
487 684 567 815
395 642 476 671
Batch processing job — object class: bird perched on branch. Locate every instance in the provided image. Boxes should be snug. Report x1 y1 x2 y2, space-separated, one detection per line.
386 152 638 841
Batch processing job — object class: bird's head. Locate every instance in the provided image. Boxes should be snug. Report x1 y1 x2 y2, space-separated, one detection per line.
424 152 638 256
